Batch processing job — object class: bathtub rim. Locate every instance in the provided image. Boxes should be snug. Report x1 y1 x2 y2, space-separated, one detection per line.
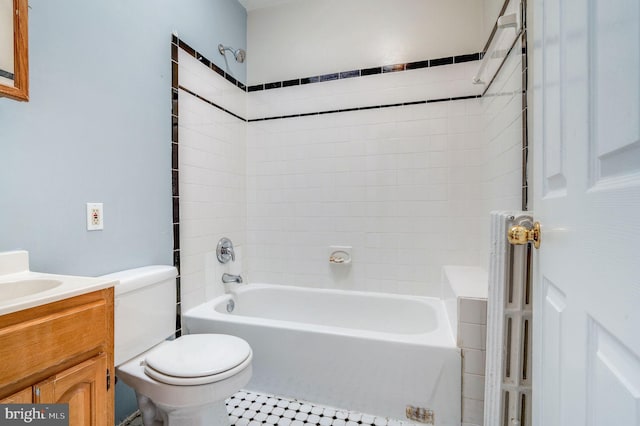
183 282 457 349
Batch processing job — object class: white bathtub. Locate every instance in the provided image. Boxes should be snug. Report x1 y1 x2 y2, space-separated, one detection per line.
183 284 461 425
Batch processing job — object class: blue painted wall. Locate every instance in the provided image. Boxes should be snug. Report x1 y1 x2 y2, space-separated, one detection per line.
0 0 246 276
0 0 246 422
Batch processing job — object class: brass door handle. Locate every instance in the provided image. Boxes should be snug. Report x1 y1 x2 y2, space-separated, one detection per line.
508 222 541 249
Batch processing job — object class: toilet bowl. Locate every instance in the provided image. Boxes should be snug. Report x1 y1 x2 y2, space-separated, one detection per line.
102 266 253 426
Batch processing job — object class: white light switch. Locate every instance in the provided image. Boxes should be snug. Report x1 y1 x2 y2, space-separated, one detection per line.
86 203 104 231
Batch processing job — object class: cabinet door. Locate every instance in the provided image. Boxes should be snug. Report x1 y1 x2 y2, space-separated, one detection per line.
35 354 108 426
0 387 32 403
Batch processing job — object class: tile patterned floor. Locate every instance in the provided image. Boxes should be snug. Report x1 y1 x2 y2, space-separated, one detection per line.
121 390 415 426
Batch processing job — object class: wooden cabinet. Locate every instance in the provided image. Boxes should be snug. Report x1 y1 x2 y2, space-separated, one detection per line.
0 288 114 425
36 354 108 426
0 387 32 404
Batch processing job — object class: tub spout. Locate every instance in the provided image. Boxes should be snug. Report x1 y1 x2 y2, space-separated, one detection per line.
222 273 243 284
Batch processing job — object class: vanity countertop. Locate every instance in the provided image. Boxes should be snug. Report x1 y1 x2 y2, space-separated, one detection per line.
0 250 117 316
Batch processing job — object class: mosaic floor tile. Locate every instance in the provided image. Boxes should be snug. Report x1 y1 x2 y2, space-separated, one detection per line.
120 389 416 426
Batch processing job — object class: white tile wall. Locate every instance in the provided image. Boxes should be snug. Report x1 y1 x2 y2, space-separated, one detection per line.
246 61 490 295
479 38 525 267
458 297 488 426
178 43 522 299
178 53 247 312
247 108 481 294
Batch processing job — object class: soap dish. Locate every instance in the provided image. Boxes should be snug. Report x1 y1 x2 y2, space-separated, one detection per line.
328 247 352 265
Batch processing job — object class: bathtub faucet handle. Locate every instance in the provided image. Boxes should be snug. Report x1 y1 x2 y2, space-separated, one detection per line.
216 237 236 263
222 246 235 261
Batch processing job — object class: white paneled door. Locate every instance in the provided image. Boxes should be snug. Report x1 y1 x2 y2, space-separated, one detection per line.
533 0 640 424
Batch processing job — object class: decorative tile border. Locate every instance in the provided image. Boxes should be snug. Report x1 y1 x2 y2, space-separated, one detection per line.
520 0 529 212
171 34 182 338
177 36 482 96
248 52 482 93
174 36 483 123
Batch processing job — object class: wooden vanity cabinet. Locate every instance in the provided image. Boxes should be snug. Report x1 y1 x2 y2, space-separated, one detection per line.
0 288 114 425
0 387 32 403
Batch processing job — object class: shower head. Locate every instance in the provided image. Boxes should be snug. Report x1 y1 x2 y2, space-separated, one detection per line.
218 44 246 63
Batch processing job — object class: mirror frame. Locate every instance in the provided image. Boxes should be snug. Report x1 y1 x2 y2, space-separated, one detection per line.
0 0 28 101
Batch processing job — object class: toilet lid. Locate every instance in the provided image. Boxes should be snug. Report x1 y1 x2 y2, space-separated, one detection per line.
144 334 252 381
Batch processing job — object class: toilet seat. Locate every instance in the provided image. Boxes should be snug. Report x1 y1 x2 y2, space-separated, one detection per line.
143 334 252 386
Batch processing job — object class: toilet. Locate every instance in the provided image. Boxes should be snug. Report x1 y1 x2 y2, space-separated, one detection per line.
102 265 252 426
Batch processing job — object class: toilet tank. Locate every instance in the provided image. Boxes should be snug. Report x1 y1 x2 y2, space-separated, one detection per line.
101 265 178 366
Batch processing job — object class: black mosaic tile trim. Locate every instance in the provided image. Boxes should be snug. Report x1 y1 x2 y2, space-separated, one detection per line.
173 224 180 251
319 73 339 82
179 85 248 123
361 67 382 76
171 88 179 116
171 37 181 340
301 76 320 84
455 53 481 63
177 39 195 57
340 70 360 79
171 117 178 143
175 302 182 339
226 73 239 86
265 81 282 90
171 62 178 88
211 62 225 78
382 64 405 73
430 56 454 67
171 141 178 168
406 60 429 70
283 79 300 87
171 43 178 60
520 23 529 212
197 55 211 68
